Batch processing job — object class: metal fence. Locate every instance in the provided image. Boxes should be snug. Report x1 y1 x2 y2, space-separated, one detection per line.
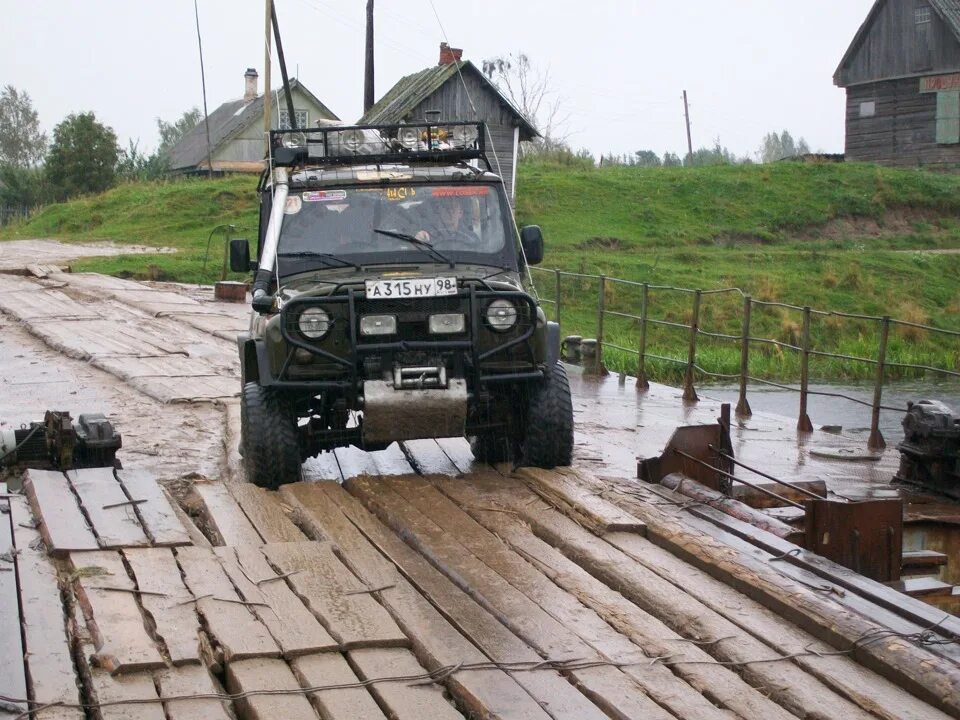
531 266 960 449
0 204 33 227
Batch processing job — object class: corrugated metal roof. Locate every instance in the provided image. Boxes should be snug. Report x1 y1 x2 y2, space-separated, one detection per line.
166 78 339 171
835 0 960 85
359 61 538 139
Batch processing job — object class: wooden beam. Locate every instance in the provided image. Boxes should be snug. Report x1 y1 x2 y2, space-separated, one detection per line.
225 658 318 720
8 495 84 720
348 647 464 720
226 482 305 543
24 469 98 554
69 550 165 673
87 670 166 720
155 664 232 720
213 545 339 656
115 469 191 547
290 652 387 720
175 546 280 662
262 540 407 649
0 494 28 719
284 481 575 720
66 468 150 549
192 482 263 547
124 548 202 666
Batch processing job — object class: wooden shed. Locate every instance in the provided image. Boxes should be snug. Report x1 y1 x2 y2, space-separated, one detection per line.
835 0 960 166
359 44 539 201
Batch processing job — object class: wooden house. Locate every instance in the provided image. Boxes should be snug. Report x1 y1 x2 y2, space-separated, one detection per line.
167 69 339 174
835 0 960 166
359 44 539 200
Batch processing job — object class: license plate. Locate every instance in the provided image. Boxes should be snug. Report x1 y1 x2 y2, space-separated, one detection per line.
365 277 458 299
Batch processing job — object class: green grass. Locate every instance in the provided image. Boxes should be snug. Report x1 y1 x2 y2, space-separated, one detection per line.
4 162 960 383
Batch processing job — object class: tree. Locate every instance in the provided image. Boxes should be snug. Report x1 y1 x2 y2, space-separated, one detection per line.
662 152 683 167
117 138 167 182
481 52 568 154
634 150 662 168
156 107 201 156
758 130 811 163
45 112 119 200
0 86 47 168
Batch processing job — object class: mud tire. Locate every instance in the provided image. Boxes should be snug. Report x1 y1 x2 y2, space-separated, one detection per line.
241 381 301 489
469 434 511 464
522 361 574 469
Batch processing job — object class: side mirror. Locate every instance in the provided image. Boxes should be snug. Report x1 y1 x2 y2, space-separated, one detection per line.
229 239 253 273
520 225 544 265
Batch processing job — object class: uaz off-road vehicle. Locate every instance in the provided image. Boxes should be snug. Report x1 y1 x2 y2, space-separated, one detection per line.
231 122 572 488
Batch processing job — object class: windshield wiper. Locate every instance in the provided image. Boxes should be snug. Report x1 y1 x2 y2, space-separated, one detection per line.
373 229 455 268
277 251 361 270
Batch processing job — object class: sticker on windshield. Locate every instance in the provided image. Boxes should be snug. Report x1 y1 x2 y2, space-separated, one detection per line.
432 186 490 197
284 195 302 214
303 190 347 202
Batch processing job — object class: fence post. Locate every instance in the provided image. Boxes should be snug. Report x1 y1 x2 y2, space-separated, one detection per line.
869 316 890 450
554 269 561 325
798 306 814 433
736 295 752 417
637 283 650 391
593 275 606 375
683 289 701 403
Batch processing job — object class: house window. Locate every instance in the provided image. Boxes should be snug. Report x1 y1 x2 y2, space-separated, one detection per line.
278 109 309 129
936 91 960 144
915 4 933 70
859 101 876 117
915 6 931 24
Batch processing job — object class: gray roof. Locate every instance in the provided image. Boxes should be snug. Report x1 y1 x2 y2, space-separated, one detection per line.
166 78 339 171
835 0 960 83
358 61 538 139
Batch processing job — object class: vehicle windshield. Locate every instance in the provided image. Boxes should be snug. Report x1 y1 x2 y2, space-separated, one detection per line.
275 183 515 275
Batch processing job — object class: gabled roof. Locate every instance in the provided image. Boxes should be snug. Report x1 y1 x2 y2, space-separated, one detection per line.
358 60 539 139
167 78 339 171
835 0 960 85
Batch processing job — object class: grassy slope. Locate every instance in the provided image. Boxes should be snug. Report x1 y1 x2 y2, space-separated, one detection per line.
4 163 960 380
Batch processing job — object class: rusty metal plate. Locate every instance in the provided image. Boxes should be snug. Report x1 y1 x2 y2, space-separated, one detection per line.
805 499 903 582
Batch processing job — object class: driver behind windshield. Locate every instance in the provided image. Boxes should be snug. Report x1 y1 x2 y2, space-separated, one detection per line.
415 197 478 245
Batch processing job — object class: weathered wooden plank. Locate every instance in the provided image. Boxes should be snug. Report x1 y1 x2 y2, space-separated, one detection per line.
155 664 232 720
175 546 279 662
521 467 646 535
115 469 191 547
290 653 387 720
347 476 673 720
24 469 98 554
8 496 84 720
225 658 318 720
67 468 150 549
439 473 798 720
69 550 165 673
192 482 263 547
87 670 166 720
434 437 477 473
124 548 201 666
348 648 464 720
399 439 461 475
284 482 578 720
226 482 305 543
262 541 408 649
166 493 212 548
0 494 28 719
212 545 338 656
591 472 960 718
391 475 739 720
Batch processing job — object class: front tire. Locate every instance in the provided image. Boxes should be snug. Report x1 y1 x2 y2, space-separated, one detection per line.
522 361 574 469
240 382 302 489
469 434 511 464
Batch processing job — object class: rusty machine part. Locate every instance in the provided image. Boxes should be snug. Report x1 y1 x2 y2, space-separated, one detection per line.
895 399 960 501
0 411 122 471
804 498 903 582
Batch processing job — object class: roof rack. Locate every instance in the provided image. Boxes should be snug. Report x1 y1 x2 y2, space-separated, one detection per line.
269 121 489 170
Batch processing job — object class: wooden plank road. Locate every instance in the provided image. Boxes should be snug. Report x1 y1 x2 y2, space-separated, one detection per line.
24 469 98 554
0 491 28 720
115 469 191 547
67 468 151 549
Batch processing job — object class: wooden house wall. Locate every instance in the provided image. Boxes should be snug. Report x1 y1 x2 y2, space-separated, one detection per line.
403 73 521 200
845 77 960 165
838 1 960 86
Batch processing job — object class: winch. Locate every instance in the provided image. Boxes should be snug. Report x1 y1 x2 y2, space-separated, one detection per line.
0 410 122 471
894 399 960 499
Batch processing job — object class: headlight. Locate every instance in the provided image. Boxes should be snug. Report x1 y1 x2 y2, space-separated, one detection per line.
360 315 396 336
485 299 517 332
338 128 366 153
282 132 306 149
448 124 479 147
429 313 465 334
298 307 331 339
398 127 420 149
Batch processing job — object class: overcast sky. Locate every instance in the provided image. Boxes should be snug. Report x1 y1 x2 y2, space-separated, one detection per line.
2 1 874 160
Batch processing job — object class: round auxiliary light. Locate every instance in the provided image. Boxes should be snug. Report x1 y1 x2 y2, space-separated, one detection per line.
282 132 306 149
340 128 365 153
398 127 420 149
485 298 518 332
298 307 331 339
449 124 478 146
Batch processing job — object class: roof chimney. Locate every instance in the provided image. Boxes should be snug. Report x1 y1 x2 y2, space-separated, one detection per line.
438 42 462 66
244 68 259 102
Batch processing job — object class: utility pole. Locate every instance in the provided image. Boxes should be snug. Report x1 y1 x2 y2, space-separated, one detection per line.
364 0 375 113
193 0 214 178
683 90 694 166
263 0 273 155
